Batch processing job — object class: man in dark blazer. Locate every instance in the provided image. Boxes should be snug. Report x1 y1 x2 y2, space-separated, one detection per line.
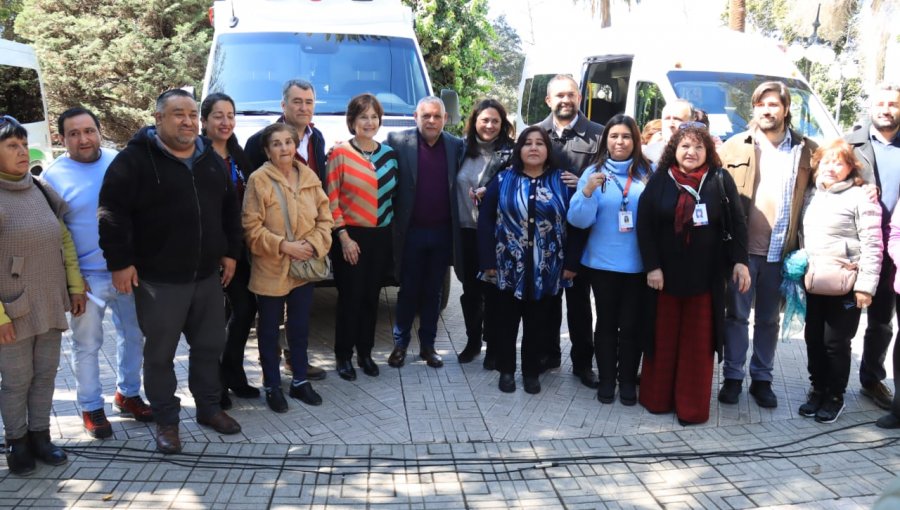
386 96 464 369
846 83 900 423
538 74 604 389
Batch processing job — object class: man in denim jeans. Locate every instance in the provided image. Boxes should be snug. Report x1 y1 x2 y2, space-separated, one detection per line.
717 82 817 409
43 107 153 439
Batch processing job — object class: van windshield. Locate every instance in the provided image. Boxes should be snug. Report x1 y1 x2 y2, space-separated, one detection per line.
667 71 839 142
207 33 429 116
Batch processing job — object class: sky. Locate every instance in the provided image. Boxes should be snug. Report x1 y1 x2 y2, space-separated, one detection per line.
488 0 727 48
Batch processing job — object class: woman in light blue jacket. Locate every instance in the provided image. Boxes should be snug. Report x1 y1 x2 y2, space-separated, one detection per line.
568 114 652 405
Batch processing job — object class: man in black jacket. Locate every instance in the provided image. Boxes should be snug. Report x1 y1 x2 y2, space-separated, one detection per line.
537 74 604 389
846 83 900 423
243 78 327 381
98 89 243 454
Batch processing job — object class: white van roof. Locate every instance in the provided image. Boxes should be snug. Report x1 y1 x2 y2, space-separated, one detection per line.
0 39 40 69
212 0 415 37
523 26 806 87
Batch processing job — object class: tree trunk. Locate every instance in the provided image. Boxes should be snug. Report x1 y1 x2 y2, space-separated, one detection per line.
600 0 611 28
729 0 746 32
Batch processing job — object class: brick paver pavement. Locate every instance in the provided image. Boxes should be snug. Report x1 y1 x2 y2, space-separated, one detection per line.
1 281 897 508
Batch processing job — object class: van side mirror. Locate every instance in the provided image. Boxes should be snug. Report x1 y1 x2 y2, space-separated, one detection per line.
440 89 461 125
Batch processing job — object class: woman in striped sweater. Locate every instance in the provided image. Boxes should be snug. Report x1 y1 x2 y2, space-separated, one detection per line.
325 94 398 381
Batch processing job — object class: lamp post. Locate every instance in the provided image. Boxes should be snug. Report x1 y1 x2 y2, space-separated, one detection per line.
787 3 835 81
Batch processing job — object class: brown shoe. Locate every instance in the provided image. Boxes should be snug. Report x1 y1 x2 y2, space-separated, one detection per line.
155 424 182 454
114 392 154 422
861 381 894 410
388 346 407 368
82 409 113 439
197 411 242 435
306 364 327 381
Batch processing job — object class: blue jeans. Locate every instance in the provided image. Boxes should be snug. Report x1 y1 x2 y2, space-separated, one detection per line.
393 226 452 350
257 284 314 388
70 273 144 412
723 254 783 381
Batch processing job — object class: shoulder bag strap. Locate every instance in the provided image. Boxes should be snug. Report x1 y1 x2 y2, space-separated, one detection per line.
716 168 733 242
268 176 295 242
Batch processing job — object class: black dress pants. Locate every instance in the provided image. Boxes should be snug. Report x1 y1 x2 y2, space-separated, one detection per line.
804 292 861 396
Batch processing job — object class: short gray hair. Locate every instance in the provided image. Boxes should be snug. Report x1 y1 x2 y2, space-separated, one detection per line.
416 96 445 114
664 99 695 118
282 79 316 102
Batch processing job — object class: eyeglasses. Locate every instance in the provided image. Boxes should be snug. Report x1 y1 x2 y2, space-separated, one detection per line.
678 121 708 130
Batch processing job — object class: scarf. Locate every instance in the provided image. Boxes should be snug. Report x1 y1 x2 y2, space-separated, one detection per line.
670 164 709 242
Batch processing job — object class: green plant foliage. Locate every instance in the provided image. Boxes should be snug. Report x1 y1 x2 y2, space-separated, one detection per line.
402 0 496 133
15 0 212 144
485 15 525 117
0 0 24 39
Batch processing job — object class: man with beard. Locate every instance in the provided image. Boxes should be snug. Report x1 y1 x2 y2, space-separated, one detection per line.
847 83 900 422
537 75 603 389
717 81 817 409
643 99 695 164
99 89 244 453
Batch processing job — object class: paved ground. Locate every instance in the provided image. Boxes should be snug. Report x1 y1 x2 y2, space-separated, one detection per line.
1 280 898 509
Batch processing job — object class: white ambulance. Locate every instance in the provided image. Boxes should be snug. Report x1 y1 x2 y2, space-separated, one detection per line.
201 0 455 148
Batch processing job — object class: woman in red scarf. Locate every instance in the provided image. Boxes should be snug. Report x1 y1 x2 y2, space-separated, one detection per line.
636 124 750 425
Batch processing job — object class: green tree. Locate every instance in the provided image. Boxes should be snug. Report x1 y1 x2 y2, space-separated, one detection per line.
0 0 23 39
485 15 525 116
15 0 211 144
402 0 495 131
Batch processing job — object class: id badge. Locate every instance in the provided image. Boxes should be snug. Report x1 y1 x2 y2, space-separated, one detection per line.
693 203 709 226
618 210 634 232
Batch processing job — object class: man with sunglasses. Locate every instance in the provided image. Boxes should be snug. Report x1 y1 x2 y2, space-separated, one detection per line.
717 81 817 409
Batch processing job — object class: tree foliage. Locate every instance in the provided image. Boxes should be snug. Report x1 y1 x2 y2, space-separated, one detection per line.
485 15 525 117
0 0 23 39
15 0 211 144
401 0 495 131
726 0 863 129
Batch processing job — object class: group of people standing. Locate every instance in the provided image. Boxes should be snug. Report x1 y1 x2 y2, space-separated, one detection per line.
1 74 900 474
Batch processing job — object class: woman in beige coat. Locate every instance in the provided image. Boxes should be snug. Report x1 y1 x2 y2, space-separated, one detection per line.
243 123 333 413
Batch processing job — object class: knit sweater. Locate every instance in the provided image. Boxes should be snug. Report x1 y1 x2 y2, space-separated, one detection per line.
0 173 79 338
242 161 334 296
43 148 118 274
802 178 883 295
568 158 648 273
324 141 397 229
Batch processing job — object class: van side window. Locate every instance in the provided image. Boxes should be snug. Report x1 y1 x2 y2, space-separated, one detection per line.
636 81 665 130
0 65 45 124
522 74 553 125
582 58 632 126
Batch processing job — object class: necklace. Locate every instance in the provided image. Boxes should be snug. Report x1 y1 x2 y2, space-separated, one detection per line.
350 139 377 161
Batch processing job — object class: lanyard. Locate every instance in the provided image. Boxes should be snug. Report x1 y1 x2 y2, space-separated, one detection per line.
229 157 245 186
667 169 708 203
605 171 633 209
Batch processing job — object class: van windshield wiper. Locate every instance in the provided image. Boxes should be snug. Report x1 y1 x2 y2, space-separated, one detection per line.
236 110 281 115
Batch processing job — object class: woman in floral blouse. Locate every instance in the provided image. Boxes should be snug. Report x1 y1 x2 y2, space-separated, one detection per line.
477 126 579 395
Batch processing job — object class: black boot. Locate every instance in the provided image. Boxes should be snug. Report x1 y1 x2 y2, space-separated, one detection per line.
28 430 67 466
5 435 36 475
